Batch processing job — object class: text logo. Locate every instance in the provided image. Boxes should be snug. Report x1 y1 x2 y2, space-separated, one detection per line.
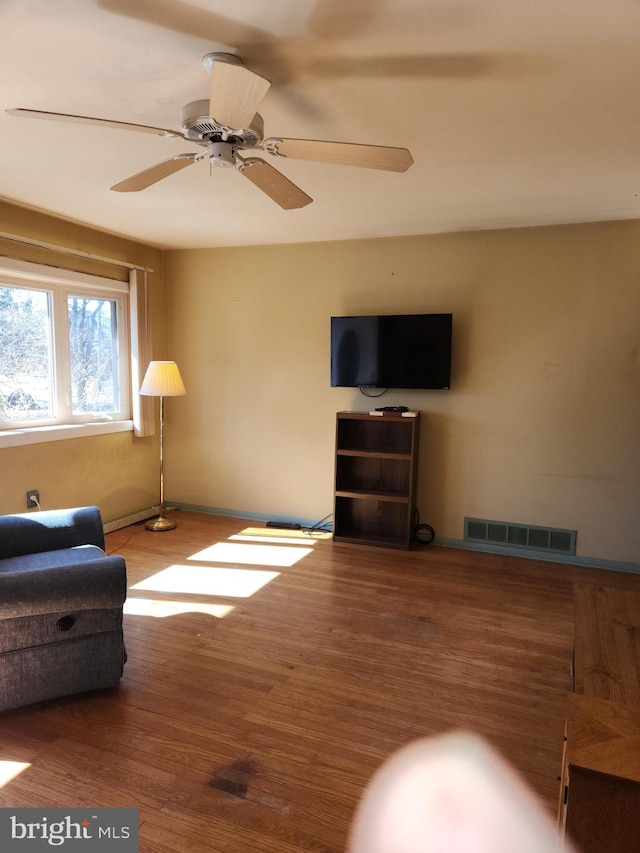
0 809 138 851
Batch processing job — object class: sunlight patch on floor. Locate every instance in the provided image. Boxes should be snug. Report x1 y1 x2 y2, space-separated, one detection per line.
131 565 280 598
229 533 313 546
238 526 332 541
0 761 30 789
187 542 313 567
123 523 324 619
123 597 234 619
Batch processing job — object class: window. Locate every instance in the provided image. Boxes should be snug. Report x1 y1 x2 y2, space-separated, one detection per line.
0 262 130 430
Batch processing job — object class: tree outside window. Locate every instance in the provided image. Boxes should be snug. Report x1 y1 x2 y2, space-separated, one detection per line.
68 296 119 414
0 286 54 421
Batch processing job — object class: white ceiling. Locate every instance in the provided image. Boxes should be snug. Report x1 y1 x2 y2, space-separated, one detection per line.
2 0 640 250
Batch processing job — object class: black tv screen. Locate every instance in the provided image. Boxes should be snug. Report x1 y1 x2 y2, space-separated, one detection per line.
331 313 452 389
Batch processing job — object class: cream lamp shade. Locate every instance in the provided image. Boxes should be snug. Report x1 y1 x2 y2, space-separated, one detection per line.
139 361 186 397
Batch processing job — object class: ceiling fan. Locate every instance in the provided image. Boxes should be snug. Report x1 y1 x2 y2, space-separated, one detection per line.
7 52 413 210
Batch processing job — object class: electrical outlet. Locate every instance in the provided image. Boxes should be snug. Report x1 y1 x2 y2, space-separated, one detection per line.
26 489 40 509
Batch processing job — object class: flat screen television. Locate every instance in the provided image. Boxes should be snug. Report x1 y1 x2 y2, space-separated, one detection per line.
331 313 452 389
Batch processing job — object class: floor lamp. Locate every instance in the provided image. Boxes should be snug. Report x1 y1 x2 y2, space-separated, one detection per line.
140 360 186 531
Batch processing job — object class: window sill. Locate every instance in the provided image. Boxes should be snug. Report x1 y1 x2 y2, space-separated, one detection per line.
0 420 134 449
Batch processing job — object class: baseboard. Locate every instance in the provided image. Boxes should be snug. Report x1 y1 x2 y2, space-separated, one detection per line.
166 501 333 532
110 505 638 574
435 536 640 575
103 506 158 533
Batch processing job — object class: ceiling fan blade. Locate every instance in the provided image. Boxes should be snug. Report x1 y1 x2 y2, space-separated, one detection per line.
111 154 200 192
97 1 301 88
307 0 387 39
98 0 273 49
238 158 312 210
6 108 182 138
303 53 499 80
209 61 271 130
265 138 413 172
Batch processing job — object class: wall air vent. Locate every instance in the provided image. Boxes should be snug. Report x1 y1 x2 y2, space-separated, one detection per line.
464 517 576 556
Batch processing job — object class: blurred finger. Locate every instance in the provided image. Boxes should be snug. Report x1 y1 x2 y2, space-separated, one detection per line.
348 732 571 853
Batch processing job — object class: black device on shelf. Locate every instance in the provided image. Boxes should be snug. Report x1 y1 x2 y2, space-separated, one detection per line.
330 313 452 390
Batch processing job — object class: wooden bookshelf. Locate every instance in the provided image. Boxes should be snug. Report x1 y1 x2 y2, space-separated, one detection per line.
333 411 420 550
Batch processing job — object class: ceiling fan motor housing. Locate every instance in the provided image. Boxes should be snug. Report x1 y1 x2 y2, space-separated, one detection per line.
180 99 263 146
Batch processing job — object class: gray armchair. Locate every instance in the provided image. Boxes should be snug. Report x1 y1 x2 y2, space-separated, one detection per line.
0 506 127 712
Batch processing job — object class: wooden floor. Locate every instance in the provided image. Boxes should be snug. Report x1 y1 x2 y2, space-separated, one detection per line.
1 510 639 851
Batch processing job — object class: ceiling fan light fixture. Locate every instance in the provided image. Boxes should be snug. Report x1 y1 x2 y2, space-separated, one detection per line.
207 140 236 167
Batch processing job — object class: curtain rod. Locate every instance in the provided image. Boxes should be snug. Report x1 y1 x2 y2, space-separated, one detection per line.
0 230 154 273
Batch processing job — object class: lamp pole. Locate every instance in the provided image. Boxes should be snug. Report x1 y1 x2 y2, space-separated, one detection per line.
147 394 175 531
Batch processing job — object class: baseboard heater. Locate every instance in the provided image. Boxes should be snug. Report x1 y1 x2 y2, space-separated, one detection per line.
464 517 576 556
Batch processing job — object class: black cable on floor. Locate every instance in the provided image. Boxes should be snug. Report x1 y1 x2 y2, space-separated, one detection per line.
303 513 333 536
414 508 435 545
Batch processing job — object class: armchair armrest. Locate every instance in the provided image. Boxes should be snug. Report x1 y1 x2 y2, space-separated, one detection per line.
0 506 106 559
0 553 127 619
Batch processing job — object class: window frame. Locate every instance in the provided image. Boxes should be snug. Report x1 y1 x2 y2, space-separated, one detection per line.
0 258 131 433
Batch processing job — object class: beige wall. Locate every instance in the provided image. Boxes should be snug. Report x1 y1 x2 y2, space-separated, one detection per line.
164 221 640 564
2 200 638 563
0 200 165 524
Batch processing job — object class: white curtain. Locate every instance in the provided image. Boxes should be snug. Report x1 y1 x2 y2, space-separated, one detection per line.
129 268 154 436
